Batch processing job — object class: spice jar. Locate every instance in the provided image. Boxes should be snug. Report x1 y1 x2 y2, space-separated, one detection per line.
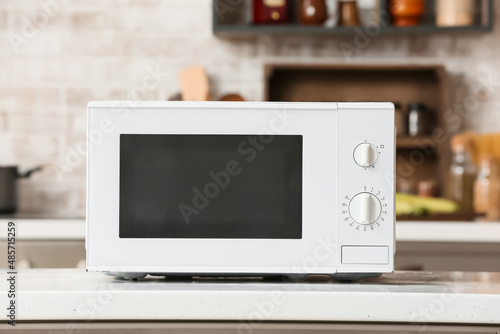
436 0 475 27
300 0 328 25
474 154 500 220
447 136 476 213
418 179 436 197
337 0 360 27
253 0 290 24
390 0 425 27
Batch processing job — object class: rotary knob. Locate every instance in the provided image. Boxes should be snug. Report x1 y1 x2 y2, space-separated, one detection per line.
353 143 378 167
349 192 382 225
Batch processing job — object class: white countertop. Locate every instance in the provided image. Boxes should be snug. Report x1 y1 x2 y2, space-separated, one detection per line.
1 269 500 324
1 218 500 243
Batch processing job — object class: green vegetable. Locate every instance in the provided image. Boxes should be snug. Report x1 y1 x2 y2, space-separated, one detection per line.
396 193 458 216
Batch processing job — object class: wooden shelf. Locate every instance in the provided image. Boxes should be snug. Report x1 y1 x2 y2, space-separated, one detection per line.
214 23 493 36
213 0 493 36
396 136 437 149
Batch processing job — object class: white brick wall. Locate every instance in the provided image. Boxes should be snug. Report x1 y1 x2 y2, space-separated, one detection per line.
0 0 500 215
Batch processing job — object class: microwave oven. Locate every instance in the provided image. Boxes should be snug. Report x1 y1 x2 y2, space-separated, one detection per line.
86 101 395 280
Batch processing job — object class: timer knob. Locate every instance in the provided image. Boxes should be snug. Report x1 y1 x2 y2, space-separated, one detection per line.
353 143 378 167
349 192 382 225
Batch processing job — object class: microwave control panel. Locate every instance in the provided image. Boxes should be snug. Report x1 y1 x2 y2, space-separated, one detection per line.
336 103 395 274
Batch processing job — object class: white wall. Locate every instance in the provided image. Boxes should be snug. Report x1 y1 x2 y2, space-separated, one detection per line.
0 0 499 215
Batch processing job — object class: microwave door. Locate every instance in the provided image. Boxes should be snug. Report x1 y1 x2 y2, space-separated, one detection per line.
119 134 303 240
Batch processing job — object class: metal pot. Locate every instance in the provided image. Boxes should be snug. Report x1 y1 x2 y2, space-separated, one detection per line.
0 166 42 214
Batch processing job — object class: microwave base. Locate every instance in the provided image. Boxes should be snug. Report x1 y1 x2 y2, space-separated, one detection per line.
103 271 383 282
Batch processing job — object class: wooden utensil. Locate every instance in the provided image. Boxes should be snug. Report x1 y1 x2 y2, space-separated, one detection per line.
179 66 211 101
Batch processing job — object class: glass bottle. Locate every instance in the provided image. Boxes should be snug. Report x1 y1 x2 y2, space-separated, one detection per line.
447 136 476 212
474 154 500 220
407 103 426 137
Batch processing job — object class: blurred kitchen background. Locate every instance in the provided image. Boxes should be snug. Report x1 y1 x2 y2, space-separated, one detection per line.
1 0 500 271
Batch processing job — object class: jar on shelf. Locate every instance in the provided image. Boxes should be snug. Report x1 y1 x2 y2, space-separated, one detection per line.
447 136 476 213
417 179 437 197
337 0 360 27
436 0 475 27
358 0 378 26
300 0 328 25
253 0 290 24
407 103 427 137
474 154 500 220
218 1 251 25
390 0 425 27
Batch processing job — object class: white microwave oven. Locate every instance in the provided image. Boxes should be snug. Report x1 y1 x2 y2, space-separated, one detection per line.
86 101 395 280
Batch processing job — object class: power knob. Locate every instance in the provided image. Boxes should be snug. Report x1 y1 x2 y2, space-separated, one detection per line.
353 143 378 167
349 192 382 225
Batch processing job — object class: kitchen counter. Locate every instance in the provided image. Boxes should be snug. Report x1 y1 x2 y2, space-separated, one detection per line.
2 218 500 243
1 269 500 324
